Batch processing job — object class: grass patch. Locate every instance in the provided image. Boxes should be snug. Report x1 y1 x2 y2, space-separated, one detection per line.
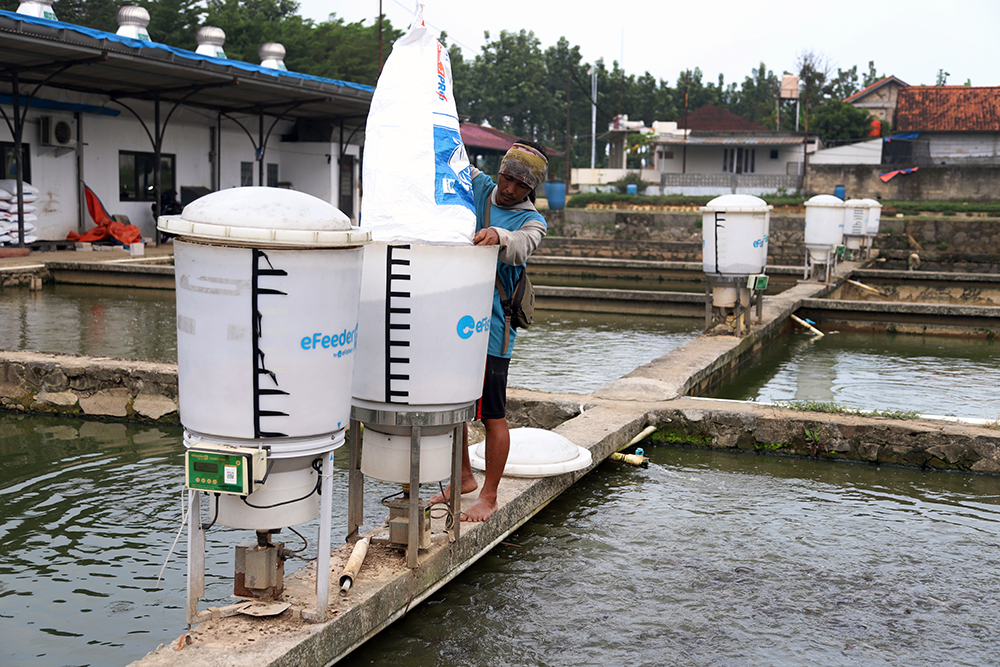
776 400 920 420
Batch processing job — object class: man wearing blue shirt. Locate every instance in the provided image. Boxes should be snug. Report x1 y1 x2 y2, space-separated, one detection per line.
430 141 548 521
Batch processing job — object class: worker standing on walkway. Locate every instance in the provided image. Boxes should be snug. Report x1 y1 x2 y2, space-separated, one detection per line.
430 140 549 521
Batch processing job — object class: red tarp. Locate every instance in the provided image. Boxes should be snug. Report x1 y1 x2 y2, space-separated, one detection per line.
67 184 142 246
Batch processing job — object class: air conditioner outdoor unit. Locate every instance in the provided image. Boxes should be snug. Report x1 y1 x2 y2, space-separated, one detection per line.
40 116 76 148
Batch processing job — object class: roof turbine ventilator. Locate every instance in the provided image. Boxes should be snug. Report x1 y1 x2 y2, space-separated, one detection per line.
195 26 227 59
15 0 56 20
259 42 287 71
115 6 151 42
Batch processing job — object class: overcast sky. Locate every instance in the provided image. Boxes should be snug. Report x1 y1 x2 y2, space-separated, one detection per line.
297 0 1000 90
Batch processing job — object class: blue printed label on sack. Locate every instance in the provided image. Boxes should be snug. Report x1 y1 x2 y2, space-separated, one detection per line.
433 125 474 210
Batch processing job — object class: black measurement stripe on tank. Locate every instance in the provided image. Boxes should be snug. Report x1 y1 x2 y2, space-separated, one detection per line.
384 244 411 403
251 248 290 437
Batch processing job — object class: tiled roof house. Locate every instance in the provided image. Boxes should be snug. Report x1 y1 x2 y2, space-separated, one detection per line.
652 104 811 179
844 76 909 127
885 86 1000 165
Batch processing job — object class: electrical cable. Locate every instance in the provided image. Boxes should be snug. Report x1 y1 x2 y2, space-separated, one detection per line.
155 490 190 588
241 457 323 509
200 492 220 530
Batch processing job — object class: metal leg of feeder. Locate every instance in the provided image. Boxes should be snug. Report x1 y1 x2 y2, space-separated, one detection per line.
449 422 462 542
755 288 763 322
186 489 205 627
347 417 363 543
408 425 421 569
704 284 712 329
315 447 335 622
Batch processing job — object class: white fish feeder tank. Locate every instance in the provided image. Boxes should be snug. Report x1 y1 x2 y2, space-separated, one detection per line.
349 242 498 567
701 194 772 336
861 198 882 259
158 187 370 624
803 194 846 282
843 198 869 260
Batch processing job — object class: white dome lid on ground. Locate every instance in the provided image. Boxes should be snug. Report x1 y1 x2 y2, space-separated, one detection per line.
470 427 593 478
157 186 370 247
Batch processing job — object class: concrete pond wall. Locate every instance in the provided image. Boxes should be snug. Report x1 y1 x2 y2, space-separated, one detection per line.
3 348 998 475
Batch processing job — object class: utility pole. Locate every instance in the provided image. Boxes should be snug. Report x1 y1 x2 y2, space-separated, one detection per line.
682 71 689 175
565 57 572 185
378 0 383 73
589 66 597 169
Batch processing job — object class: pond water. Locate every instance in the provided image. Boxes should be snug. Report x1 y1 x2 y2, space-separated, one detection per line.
702 329 1000 421
3 413 998 667
0 284 704 395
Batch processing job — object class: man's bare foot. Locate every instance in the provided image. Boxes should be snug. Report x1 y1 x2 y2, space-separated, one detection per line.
428 476 478 505
460 495 498 522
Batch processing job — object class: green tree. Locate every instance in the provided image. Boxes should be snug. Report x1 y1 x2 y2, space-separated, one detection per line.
862 60 883 87
809 100 875 145
727 62 779 128
201 0 310 66
138 0 204 51
825 65 859 101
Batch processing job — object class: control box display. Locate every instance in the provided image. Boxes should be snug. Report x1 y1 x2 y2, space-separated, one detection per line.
185 445 267 496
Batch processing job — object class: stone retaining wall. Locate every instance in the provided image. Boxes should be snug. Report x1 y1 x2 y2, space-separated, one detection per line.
4 350 996 475
0 351 178 422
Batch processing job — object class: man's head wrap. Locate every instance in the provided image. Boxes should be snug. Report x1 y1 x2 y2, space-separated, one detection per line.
499 143 548 190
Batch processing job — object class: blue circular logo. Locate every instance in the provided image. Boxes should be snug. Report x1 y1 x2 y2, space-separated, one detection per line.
457 315 475 339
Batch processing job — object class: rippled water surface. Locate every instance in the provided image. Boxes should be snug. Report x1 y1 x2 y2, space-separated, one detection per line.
0 285 702 394
3 413 998 667
345 446 1000 667
0 284 176 361
704 329 1000 420
509 311 702 393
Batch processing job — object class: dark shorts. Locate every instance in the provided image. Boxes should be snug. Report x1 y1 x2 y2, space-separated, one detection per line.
477 355 510 420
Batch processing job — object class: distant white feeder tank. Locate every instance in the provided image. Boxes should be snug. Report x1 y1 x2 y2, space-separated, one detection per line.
861 198 882 236
701 194 771 276
843 198 868 249
804 194 846 261
159 187 371 529
701 194 771 308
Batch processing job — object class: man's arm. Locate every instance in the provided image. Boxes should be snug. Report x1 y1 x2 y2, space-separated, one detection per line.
492 220 546 265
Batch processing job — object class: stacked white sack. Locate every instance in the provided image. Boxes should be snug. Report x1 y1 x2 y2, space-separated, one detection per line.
360 5 475 244
0 180 39 245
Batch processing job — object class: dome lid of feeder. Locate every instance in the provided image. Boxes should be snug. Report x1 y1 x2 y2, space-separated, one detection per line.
470 428 593 478
805 194 846 208
157 186 370 247
860 198 882 208
700 194 771 213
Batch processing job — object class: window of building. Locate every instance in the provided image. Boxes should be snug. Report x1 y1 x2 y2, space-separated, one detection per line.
0 142 32 183
770 149 779 160
119 151 175 201
722 148 756 174
266 163 278 187
240 161 254 187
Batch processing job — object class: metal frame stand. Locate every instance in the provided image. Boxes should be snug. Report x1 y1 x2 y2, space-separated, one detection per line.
803 244 838 283
704 275 765 337
348 403 476 569
185 446 338 626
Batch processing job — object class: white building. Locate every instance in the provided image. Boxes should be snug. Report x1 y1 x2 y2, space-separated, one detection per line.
0 7 372 244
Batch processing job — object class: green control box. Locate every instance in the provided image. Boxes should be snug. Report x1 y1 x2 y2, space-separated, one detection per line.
747 274 769 291
185 445 267 496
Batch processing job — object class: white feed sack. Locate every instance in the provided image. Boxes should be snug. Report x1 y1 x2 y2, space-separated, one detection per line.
361 6 475 244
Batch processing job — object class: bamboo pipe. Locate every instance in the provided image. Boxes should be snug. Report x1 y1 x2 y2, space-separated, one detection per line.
338 536 371 596
847 279 887 296
790 314 824 337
